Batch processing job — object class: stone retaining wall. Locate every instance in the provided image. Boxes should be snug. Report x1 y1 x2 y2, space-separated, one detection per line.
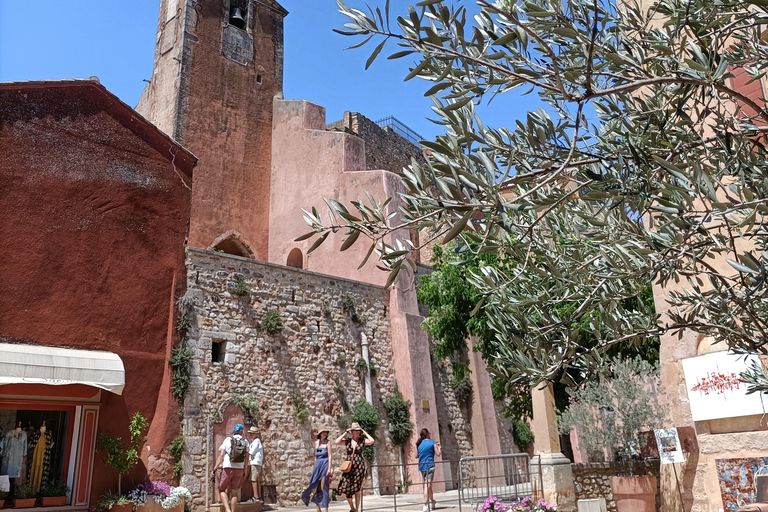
180 249 399 509
572 461 661 512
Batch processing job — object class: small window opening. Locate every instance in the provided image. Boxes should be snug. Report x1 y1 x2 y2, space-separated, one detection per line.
228 0 248 29
256 75 262 85
215 238 247 257
212 340 226 363
287 248 303 269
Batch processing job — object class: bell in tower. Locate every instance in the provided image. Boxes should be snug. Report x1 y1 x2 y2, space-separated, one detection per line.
229 6 246 29
229 0 248 29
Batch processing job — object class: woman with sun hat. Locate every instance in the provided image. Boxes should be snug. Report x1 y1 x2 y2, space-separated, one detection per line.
301 425 334 512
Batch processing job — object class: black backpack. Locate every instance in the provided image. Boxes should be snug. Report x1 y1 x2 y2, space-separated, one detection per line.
229 436 248 463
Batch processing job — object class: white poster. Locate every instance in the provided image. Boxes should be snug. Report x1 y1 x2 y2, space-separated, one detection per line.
682 351 768 421
654 428 685 464
0 475 8 492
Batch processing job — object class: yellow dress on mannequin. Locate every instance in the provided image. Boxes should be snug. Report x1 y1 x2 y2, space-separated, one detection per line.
29 425 46 492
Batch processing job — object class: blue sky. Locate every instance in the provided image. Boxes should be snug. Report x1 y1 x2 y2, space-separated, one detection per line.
0 1 535 141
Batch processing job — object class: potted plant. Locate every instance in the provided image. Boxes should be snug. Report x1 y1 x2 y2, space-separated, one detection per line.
0 489 8 506
39 481 69 507
559 357 664 512
129 482 191 512
13 484 37 508
98 492 133 512
97 412 149 512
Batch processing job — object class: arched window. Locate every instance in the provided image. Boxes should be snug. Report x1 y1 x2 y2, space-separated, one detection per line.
287 248 303 269
210 230 255 259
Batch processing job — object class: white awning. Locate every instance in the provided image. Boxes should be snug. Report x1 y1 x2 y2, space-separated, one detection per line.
0 342 125 394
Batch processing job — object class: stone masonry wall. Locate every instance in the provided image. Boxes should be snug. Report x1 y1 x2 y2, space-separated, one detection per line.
327 111 425 175
572 461 661 512
180 249 399 509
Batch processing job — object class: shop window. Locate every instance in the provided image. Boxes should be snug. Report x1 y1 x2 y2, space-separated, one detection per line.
0 406 73 501
211 340 226 363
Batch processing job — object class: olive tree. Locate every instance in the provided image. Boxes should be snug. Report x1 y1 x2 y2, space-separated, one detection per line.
300 0 768 390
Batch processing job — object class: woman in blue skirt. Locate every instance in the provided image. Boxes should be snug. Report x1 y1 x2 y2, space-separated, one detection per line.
301 425 333 512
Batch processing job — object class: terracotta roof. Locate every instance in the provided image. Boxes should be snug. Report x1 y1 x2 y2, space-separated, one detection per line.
0 78 197 176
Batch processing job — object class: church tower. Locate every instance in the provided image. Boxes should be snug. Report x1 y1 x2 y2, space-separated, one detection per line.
136 0 287 259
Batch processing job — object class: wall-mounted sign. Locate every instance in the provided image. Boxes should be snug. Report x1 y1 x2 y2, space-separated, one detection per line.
681 351 768 421
654 428 684 464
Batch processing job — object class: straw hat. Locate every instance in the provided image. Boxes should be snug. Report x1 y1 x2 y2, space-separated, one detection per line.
248 426 259 434
349 422 363 431
316 425 332 439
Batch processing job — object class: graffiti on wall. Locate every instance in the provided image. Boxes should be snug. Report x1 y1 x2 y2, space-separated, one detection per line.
715 457 768 511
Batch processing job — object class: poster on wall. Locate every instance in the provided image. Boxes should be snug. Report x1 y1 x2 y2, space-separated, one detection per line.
654 428 684 464
681 351 768 421
716 457 768 511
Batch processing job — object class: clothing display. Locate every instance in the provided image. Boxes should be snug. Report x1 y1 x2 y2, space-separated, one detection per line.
28 429 54 491
301 445 330 508
1 430 28 478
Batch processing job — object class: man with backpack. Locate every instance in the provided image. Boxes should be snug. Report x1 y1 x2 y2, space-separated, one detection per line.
212 423 250 512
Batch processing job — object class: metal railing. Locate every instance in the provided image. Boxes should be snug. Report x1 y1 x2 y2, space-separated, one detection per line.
459 454 541 511
375 116 424 146
326 454 539 512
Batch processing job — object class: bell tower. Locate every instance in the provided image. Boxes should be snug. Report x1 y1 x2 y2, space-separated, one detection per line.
137 0 287 259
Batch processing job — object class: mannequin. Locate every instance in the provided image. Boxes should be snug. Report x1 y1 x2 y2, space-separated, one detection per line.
1 423 27 482
28 422 54 492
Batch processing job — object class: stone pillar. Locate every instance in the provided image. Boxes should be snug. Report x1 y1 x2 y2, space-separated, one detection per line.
531 383 576 511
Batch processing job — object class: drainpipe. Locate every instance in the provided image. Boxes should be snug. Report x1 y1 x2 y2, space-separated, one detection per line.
361 333 380 495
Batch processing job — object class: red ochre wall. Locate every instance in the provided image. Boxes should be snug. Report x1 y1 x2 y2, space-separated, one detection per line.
0 83 193 504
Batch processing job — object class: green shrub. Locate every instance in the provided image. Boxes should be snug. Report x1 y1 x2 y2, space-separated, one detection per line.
0 490 7 501
293 396 309 422
169 435 185 477
234 393 259 418
384 392 413 447
176 314 191 334
39 481 69 497
231 276 250 296
559 357 665 463
260 309 283 335
353 399 380 461
97 412 149 495
340 294 355 313
336 414 351 430
512 419 534 451
98 492 131 511
354 358 377 377
13 484 36 500
450 373 473 403
169 342 193 401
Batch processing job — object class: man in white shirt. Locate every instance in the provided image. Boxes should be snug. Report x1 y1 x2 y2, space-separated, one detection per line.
212 424 249 512
246 426 264 503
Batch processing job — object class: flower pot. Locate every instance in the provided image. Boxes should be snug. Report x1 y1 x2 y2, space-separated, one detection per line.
109 501 135 512
40 496 67 507
136 497 182 512
609 475 657 512
13 498 37 508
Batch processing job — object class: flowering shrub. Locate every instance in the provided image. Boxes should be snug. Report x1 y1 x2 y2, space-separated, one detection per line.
127 482 191 509
479 496 556 512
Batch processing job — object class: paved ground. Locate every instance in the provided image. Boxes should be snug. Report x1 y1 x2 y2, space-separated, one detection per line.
265 489 469 512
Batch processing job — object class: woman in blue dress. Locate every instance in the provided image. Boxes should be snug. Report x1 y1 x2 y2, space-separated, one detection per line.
417 428 441 512
301 425 333 512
